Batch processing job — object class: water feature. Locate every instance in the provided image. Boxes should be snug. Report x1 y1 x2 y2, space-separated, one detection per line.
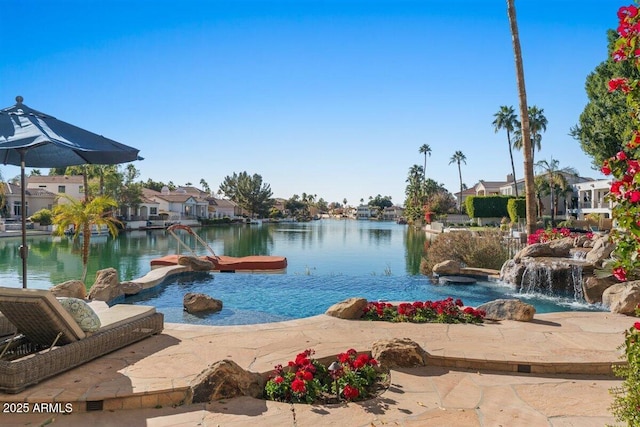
0 219 604 325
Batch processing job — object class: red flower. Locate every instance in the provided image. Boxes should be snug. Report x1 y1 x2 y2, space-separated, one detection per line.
617 151 629 161
353 354 370 369
634 322 640 330
342 384 360 400
630 190 640 203
613 266 628 282
609 78 631 92
273 375 284 384
611 181 624 195
291 378 306 394
619 5 639 20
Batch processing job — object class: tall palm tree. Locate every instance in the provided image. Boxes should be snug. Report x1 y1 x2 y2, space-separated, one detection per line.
449 151 466 212
52 195 121 283
535 157 578 224
492 106 519 197
419 144 432 182
507 0 536 236
512 106 547 164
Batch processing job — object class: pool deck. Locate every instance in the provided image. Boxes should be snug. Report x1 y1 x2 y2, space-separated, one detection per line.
0 310 632 426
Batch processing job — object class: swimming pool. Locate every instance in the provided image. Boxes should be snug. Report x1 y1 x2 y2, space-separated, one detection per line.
125 271 605 326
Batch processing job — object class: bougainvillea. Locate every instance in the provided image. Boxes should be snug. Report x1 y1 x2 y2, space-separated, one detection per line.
526 227 594 244
604 1 640 282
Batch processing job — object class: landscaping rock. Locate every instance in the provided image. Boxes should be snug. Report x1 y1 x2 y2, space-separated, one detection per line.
371 338 427 368
120 281 143 296
549 237 574 257
513 243 553 263
499 259 526 286
585 236 615 267
432 260 462 275
50 280 86 299
188 359 265 403
87 268 123 302
184 292 223 314
582 275 618 304
602 281 640 315
476 299 535 322
325 297 368 319
178 255 214 271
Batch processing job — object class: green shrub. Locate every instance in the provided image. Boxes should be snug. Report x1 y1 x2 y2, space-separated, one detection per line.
30 209 53 226
465 195 513 218
611 318 640 426
506 198 526 223
421 229 509 272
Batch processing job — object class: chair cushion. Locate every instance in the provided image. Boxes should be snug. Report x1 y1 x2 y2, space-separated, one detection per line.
57 298 101 332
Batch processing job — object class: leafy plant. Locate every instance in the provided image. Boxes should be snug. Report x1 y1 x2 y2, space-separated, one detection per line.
362 298 485 324
29 209 53 226
264 348 382 404
611 315 640 426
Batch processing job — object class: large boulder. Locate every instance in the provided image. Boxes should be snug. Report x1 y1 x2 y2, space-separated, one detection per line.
87 268 123 302
325 297 368 319
432 260 462 275
50 280 86 299
178 255 214 271
371 338 427 369
549 237 574 257
513 243 553 263
585 236 615 267
184 292 223 314
476 299 535 322
582 275 618 304
188 359 265 403
602 281 640 315
119 281 143 296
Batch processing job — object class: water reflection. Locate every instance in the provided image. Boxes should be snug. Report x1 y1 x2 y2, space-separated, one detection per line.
0 220 425 289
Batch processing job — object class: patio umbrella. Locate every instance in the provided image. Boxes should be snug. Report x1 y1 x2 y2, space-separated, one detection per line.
0 96 142 288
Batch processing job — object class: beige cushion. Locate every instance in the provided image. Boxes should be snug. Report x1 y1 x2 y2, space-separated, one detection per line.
98 305 156 331
57 298 101 332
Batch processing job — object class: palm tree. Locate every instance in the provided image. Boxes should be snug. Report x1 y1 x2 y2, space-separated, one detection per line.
419 144 432 182
535 157 578 224
507 0 536 236
52 195 121 283
492 106 519 197
514 106 548 164
449 151 466 212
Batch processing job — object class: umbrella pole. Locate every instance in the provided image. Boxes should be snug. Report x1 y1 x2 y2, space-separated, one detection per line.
19 150 27 288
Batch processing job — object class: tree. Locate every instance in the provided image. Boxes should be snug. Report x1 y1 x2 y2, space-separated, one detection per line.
513 106 547 164
368 194 393 216
403 165 425 222
52 195 121 283
571 30 639 168
218 171 274 218
119 165 143 219
419 144 432 182
492 105 519 197
449 151 466 212
507 0 537 236
200 178 211 194
534 157 578 224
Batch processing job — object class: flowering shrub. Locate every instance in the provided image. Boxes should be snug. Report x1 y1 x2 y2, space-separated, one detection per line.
362 297 485 324
264 348 382 404
526 227 594 244
604 2 640 282
610 316 640 425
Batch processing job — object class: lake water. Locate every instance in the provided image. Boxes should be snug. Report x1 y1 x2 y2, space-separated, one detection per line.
0 219 603 325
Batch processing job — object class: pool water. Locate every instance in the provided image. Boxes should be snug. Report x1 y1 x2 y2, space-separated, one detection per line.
125 270 605 326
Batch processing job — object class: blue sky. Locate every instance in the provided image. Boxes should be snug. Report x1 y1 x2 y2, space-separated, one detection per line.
0 0 623 205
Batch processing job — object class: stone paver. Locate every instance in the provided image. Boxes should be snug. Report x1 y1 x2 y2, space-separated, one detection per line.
0 311 633 426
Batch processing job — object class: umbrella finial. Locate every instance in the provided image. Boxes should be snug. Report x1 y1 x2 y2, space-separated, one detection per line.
15 96 23 104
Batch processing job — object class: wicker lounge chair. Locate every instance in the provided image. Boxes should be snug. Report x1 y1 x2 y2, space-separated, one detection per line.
0 287 164 393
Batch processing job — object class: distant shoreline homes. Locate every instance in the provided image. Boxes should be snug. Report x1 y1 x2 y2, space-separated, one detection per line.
0 172 611 229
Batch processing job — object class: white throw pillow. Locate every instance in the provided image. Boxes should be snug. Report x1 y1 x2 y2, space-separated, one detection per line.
57 297 101 332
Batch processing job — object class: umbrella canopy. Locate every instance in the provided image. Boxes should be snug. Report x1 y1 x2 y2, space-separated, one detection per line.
0 96 142 288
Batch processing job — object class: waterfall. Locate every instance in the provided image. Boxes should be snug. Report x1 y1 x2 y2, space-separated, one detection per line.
518 259 586 302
